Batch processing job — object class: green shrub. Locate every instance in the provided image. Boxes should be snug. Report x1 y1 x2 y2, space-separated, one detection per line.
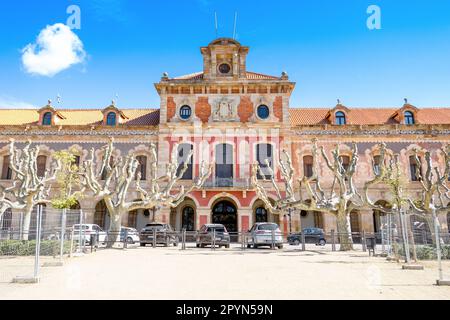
0 240 71 256
398 245 450 260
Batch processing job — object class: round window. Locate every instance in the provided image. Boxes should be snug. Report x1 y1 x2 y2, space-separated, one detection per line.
257 105 270 120
218 63 231 74
180 105 192 120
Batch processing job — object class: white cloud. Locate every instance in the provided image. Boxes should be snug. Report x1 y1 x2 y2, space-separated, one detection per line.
0 95 35 109
21 23 86 77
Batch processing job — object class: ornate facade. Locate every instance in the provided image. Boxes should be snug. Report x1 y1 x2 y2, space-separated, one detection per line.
1 38 450 235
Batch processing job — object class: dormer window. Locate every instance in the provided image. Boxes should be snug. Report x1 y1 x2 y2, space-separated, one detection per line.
404 111 415 125
335 112 346 125
42 112 52 126
106 112 117 126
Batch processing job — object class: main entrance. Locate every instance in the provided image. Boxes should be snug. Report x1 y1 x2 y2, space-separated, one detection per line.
212 201 237 238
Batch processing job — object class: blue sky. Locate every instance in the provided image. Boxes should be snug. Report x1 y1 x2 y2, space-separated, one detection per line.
0 0 449 109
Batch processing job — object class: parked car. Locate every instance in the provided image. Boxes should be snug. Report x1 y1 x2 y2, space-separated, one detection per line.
288 228 326 246
196 224 231 248
247 223 283 249
139 223 178 247
72 224 107 245
120 227 140 244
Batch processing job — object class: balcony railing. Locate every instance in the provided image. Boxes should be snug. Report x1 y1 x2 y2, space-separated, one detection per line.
203 178 251 189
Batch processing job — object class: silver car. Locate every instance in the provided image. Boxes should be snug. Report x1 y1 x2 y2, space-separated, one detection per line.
247 223 283 249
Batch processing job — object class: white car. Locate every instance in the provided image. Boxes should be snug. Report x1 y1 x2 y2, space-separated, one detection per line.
120 227 140 244
247 223 284 249
72 224 107 245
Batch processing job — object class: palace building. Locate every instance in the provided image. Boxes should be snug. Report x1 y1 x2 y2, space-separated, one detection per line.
1 38 450 235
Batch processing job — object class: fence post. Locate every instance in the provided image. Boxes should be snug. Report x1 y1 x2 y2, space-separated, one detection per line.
408 229 417 262
301 231 306 251
34 205 43 281
153 229 157 248
59 208 67 262
331 230 336 252
212 228 216 251
432 208 444 284
362 230 367 252
271 229 275 250
69 228 75 257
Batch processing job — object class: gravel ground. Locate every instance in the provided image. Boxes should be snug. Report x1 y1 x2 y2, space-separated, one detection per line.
1 244 450 300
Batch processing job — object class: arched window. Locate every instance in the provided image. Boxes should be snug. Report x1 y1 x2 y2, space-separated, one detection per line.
335 111 346 125
106 112 117 126
404 111 415 125
409 155 422 181
1 155 12 180
255 207 268 223
339 155 350 172
177 144 193 180
256 144 273 179
42 112 52 126
37 155 47 178
181 206 195 231
303 155 314 178
373 155 382 175
135 156 147 181
101 156 114 180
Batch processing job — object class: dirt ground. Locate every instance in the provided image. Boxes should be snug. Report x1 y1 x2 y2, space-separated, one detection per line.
1 244 450 300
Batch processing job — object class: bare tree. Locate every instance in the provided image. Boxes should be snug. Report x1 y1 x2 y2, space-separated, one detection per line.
0 140 61 240
80 138 211 245
251 140 362 251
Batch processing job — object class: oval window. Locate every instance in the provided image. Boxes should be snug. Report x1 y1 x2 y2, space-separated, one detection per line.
218 63 231 74
257 105 270 120
180 105 192 120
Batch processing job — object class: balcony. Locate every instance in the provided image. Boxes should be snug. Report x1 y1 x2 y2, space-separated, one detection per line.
203 178 251 189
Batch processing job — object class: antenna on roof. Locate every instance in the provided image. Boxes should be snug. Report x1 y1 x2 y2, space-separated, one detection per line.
56 94 61 105
233 12 238 40
214 12 218 38
404 98 408 104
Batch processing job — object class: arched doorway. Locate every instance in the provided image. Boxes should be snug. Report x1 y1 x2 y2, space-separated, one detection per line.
373 200 391 233
94 200 110 230
350 210 361 243
212 200 237 237
255 207 268 223
181 206 195 231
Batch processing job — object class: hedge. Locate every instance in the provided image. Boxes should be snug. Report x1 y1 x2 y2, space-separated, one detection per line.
398 245 450 260
0 240 71 256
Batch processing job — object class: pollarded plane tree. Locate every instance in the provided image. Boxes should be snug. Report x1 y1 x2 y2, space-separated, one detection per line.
0 139 61 240
80 138 211 245
408 146 450 235
251 139 362 251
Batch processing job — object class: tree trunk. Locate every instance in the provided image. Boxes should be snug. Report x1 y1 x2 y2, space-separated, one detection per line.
21 205 34 241
106 209 124 248
336 210 354 251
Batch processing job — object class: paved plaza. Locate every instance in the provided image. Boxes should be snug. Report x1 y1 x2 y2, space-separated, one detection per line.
1 245 450 300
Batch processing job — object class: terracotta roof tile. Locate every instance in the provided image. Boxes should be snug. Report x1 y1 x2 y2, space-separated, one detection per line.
289 108 450 126
0 109 160 126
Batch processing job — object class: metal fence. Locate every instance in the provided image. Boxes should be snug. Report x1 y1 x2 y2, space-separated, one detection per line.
0 206 82 283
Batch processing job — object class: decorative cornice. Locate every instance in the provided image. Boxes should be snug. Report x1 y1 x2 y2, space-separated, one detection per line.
294 129 450 136
0 130 158 137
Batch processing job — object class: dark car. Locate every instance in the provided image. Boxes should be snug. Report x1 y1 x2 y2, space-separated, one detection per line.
196 224 231 248
288 228 326 246
139 223 178 247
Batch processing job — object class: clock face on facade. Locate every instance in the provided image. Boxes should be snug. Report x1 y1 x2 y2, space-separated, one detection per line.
218 63 231 74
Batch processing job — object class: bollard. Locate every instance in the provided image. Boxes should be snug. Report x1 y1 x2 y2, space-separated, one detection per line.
331 230 336 252
123 229 128 249
301 231 306 251
271 229 275 250
182 229 186 250
241 231 245 251
211 228 216 251
153 229 157 248
362 230 367 252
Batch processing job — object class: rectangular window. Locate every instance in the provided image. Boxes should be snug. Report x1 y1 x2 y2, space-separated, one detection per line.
177 145 193 180
257 144 273 179
1 156 12 180
215 144 233 186
303 155 314 178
